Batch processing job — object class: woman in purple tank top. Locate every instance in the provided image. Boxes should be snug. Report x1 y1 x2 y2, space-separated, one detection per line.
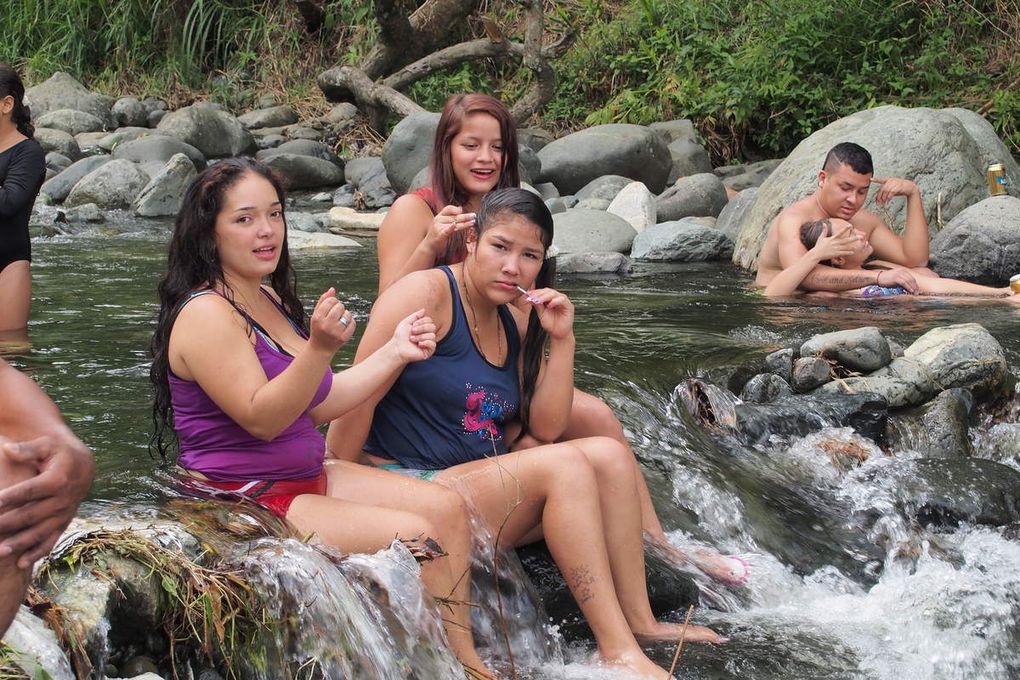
332 189 726 679
149 158 495 679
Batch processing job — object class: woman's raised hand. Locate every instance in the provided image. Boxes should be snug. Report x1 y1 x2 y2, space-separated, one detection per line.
425 205 477 255
308 287 357 353
522 288 575 340
391 309 437 363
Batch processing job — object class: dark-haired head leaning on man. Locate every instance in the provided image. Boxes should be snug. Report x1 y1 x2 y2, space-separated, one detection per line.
754 142 940 294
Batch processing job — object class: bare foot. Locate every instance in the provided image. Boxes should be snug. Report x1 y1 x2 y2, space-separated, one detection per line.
600 648 672 679
686 551 749 586
633 621 728 645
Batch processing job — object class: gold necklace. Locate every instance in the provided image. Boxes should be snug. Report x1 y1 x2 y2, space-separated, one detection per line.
461 270 502 364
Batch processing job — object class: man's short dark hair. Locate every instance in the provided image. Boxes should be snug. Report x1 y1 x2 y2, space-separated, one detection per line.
822 142 873 175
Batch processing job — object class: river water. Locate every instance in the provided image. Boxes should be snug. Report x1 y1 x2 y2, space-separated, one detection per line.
8 212 1020 679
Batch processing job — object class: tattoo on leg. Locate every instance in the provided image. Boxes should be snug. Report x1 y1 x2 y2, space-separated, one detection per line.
568 566 596 605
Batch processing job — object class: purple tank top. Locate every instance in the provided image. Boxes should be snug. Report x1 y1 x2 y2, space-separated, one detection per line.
170 290 332 481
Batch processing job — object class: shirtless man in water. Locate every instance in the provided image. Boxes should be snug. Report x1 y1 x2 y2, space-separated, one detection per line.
755 142 938 293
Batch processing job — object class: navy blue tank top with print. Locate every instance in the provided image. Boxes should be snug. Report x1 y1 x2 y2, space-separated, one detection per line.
365 266 521 469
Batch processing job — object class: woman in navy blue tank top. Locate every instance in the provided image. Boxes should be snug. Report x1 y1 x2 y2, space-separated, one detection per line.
331 189 725 678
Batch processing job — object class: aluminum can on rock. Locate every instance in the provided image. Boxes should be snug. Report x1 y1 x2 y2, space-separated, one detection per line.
988 163 1007 196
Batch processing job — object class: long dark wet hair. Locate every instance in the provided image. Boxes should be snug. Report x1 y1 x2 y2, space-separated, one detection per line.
149 158 304 461
430 93 521 264
472 188 555 446
0 64 34 138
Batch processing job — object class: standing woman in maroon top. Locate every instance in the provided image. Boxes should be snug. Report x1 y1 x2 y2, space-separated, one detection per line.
375 93 749 587
0 64 46 333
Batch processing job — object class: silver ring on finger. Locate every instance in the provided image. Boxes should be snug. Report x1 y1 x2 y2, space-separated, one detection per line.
339 314 350 328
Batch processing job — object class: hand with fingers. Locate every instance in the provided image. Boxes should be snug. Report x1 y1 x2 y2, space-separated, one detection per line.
877 267 920 294
391 309 438 363
524 288 575 340
871 177 919 205
813 222 859 261
0 431 95 569
425 205 477 256
308 287 357 353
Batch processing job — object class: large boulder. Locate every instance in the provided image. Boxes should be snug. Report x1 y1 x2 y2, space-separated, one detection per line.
257 139 343 168
132 153 198 217
555 252 631 275
260 153 344 190
732 106 1015 270
382 112 441 195
551 209 637 254
929 196 1020 284
715 159 782 192
65 159 149 209
606 181 656 233
40 156 113 202
942 108 1020 198
156 103 256 158
237 105 299 129
656 173 729 221
96 127 152 152
575 175 632 203
24 72 114 128
34 109 105 136
903 323 1007 394
33 128 82 162
111 96 150 128
715 187 758 242
630 218 733 262
666 137 713 184
537 124 671 194
112 135 206 170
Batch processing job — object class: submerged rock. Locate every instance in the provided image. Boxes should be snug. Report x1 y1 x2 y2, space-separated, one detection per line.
734 392 889 445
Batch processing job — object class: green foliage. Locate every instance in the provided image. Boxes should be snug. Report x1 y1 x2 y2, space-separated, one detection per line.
549 0 1020 159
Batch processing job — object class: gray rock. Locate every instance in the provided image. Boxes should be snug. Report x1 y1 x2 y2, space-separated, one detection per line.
716 159 783 192
555 251 631 275
284 211 324 232
732 106 1014 270
575 197 611 211
344 157 385 187
258 93 281 109
261 153 344 189
325 102 358 125
332 184 356 208
3 606 75 680
816 374 931 409
238 105 298 129
764 348 795 383
112 135 205 170
112 96 150 128
869 356 939 404
544 197 566 214
34 127 82 162
284 125 324 141
65 159 149 208
666 137 713 184
518 143 541 185
148 109 167 127
904 323 1007 393
561 195 578 209
630 219 733 262
35 109 105 135
96 127 152 152
943 108 1020 198
120 656 159 677
537 124 671 194
74 131 108 156
310 192 332 203
575 175 633 203
888 339 905 359
649 119 700 145
382 112 441 195
792 357 832 391
408 166 430 193
859 457 1020 528
715 187 758 242
287 230 361 249
535 182 559 200
607 181 656 234
58 203 103 223
258 139 343 168
733 391 889 445
359 168 396 209
740 373 793 403
40 156 113 202
551 209 638 254
518 127 554 152
919 388 974 458
256 134 286 150
156 103 256 158
24 72 114 128
656 172 729 221
982 423 1020 464
133 153 197 217
800 327 892 373
930 195 1020 284
45 152 72 173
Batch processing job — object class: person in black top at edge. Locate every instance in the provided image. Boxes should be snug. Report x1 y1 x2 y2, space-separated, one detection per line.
0 64 46 336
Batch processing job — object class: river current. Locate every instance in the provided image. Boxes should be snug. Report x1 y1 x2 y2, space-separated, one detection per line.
7 211 1020 680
